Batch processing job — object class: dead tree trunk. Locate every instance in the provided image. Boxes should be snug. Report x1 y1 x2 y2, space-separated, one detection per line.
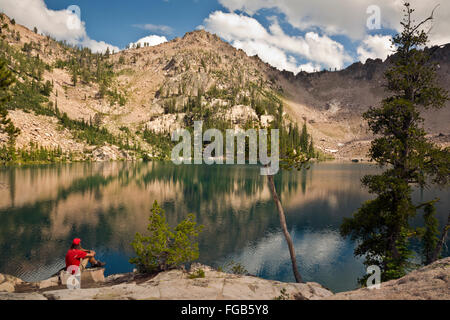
267 174 303 283
431 212 450 263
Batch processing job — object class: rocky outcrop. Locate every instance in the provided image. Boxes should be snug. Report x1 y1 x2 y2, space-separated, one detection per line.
145 114 185 135
0 292 48 300
1 259 449 300
225 105 259 126
91 145 135 162
0 268 105 296
326 258 450 300
0 274 23 293
0 264 332 300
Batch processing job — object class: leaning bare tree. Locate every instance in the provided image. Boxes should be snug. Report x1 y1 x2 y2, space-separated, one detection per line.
267 147 310 284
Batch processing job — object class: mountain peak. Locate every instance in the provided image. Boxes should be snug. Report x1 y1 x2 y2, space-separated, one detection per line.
181 29 221 44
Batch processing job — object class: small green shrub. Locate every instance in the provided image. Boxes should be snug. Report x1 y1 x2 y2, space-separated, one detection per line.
130 201 204 274
188 269 205 279
230 262 248 275
274 288 290 300
221 261 248 275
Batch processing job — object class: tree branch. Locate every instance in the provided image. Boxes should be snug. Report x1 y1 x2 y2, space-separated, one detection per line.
412 4 439 34
431 212 450 263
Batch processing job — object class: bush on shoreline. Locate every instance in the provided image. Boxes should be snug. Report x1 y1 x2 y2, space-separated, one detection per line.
129 201 204 274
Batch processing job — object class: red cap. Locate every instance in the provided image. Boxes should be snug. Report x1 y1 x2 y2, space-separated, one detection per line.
72 238 81 246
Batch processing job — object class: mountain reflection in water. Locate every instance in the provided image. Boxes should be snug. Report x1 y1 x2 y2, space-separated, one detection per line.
0 161 448 293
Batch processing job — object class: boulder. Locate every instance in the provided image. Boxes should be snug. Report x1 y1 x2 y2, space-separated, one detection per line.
59 268 105 288
0 274 24 293
81 268 105 284
37 276 60 290
0 282 15 293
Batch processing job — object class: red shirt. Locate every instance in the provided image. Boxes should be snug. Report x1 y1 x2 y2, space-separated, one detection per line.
65 249 87 269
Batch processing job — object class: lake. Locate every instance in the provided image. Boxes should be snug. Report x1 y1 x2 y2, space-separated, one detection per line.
0 161 448 293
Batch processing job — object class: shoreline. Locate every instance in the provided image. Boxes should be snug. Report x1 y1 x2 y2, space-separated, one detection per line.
0 157 372 169
1 258 449 300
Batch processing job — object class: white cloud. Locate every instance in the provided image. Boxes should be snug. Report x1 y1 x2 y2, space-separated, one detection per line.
203 11 351 73
132 23 173 35
219 0 450 45
81 38 119 54
129 35 168 48
298 63 322 73
357 35 394 63
0 0 119 53
224 230 346 277
233 39 299 73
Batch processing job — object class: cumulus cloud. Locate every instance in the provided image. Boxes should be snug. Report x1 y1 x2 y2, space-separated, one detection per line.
219 0 394 39
132 23 173 35
298 63 322 73
233 39 299 72
202 11 351 73
357 35 394 63
219 0 450 45
129 35 168 48
0 0 119 53
224 230 346 277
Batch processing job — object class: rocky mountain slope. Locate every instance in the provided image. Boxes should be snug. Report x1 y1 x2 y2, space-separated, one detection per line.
278 45 450 158
1 12 449 161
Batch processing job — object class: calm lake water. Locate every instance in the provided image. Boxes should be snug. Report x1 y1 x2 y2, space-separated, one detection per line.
0 161 448 293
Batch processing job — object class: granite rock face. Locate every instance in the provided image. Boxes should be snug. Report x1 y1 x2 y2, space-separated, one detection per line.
0 268 105 294
42 265 332 300
1 259 449 300
0 292 47 300
1 265 332 300
326 258 450 300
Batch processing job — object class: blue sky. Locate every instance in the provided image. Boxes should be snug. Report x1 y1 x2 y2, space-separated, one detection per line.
2 0 449 73
44 0 224 48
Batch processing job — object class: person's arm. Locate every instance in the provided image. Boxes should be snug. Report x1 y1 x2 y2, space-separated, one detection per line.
80 247 96 255
75 250 95 259
84 252 95 258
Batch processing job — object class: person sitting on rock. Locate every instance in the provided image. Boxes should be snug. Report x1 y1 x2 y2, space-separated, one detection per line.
65 238 106 273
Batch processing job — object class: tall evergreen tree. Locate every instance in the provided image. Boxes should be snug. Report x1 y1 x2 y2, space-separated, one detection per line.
71 66 78 86
341 3 450 283
299 122 309 152
0 58 20 163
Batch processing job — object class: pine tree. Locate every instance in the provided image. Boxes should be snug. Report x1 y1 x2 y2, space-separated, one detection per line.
420 202 440 265
0 58 20 163
341 3 450 283
299 122 309 152
308 139 315 159
71 67 78 86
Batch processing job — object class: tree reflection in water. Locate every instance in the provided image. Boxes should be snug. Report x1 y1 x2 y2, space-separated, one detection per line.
0 162 448 292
